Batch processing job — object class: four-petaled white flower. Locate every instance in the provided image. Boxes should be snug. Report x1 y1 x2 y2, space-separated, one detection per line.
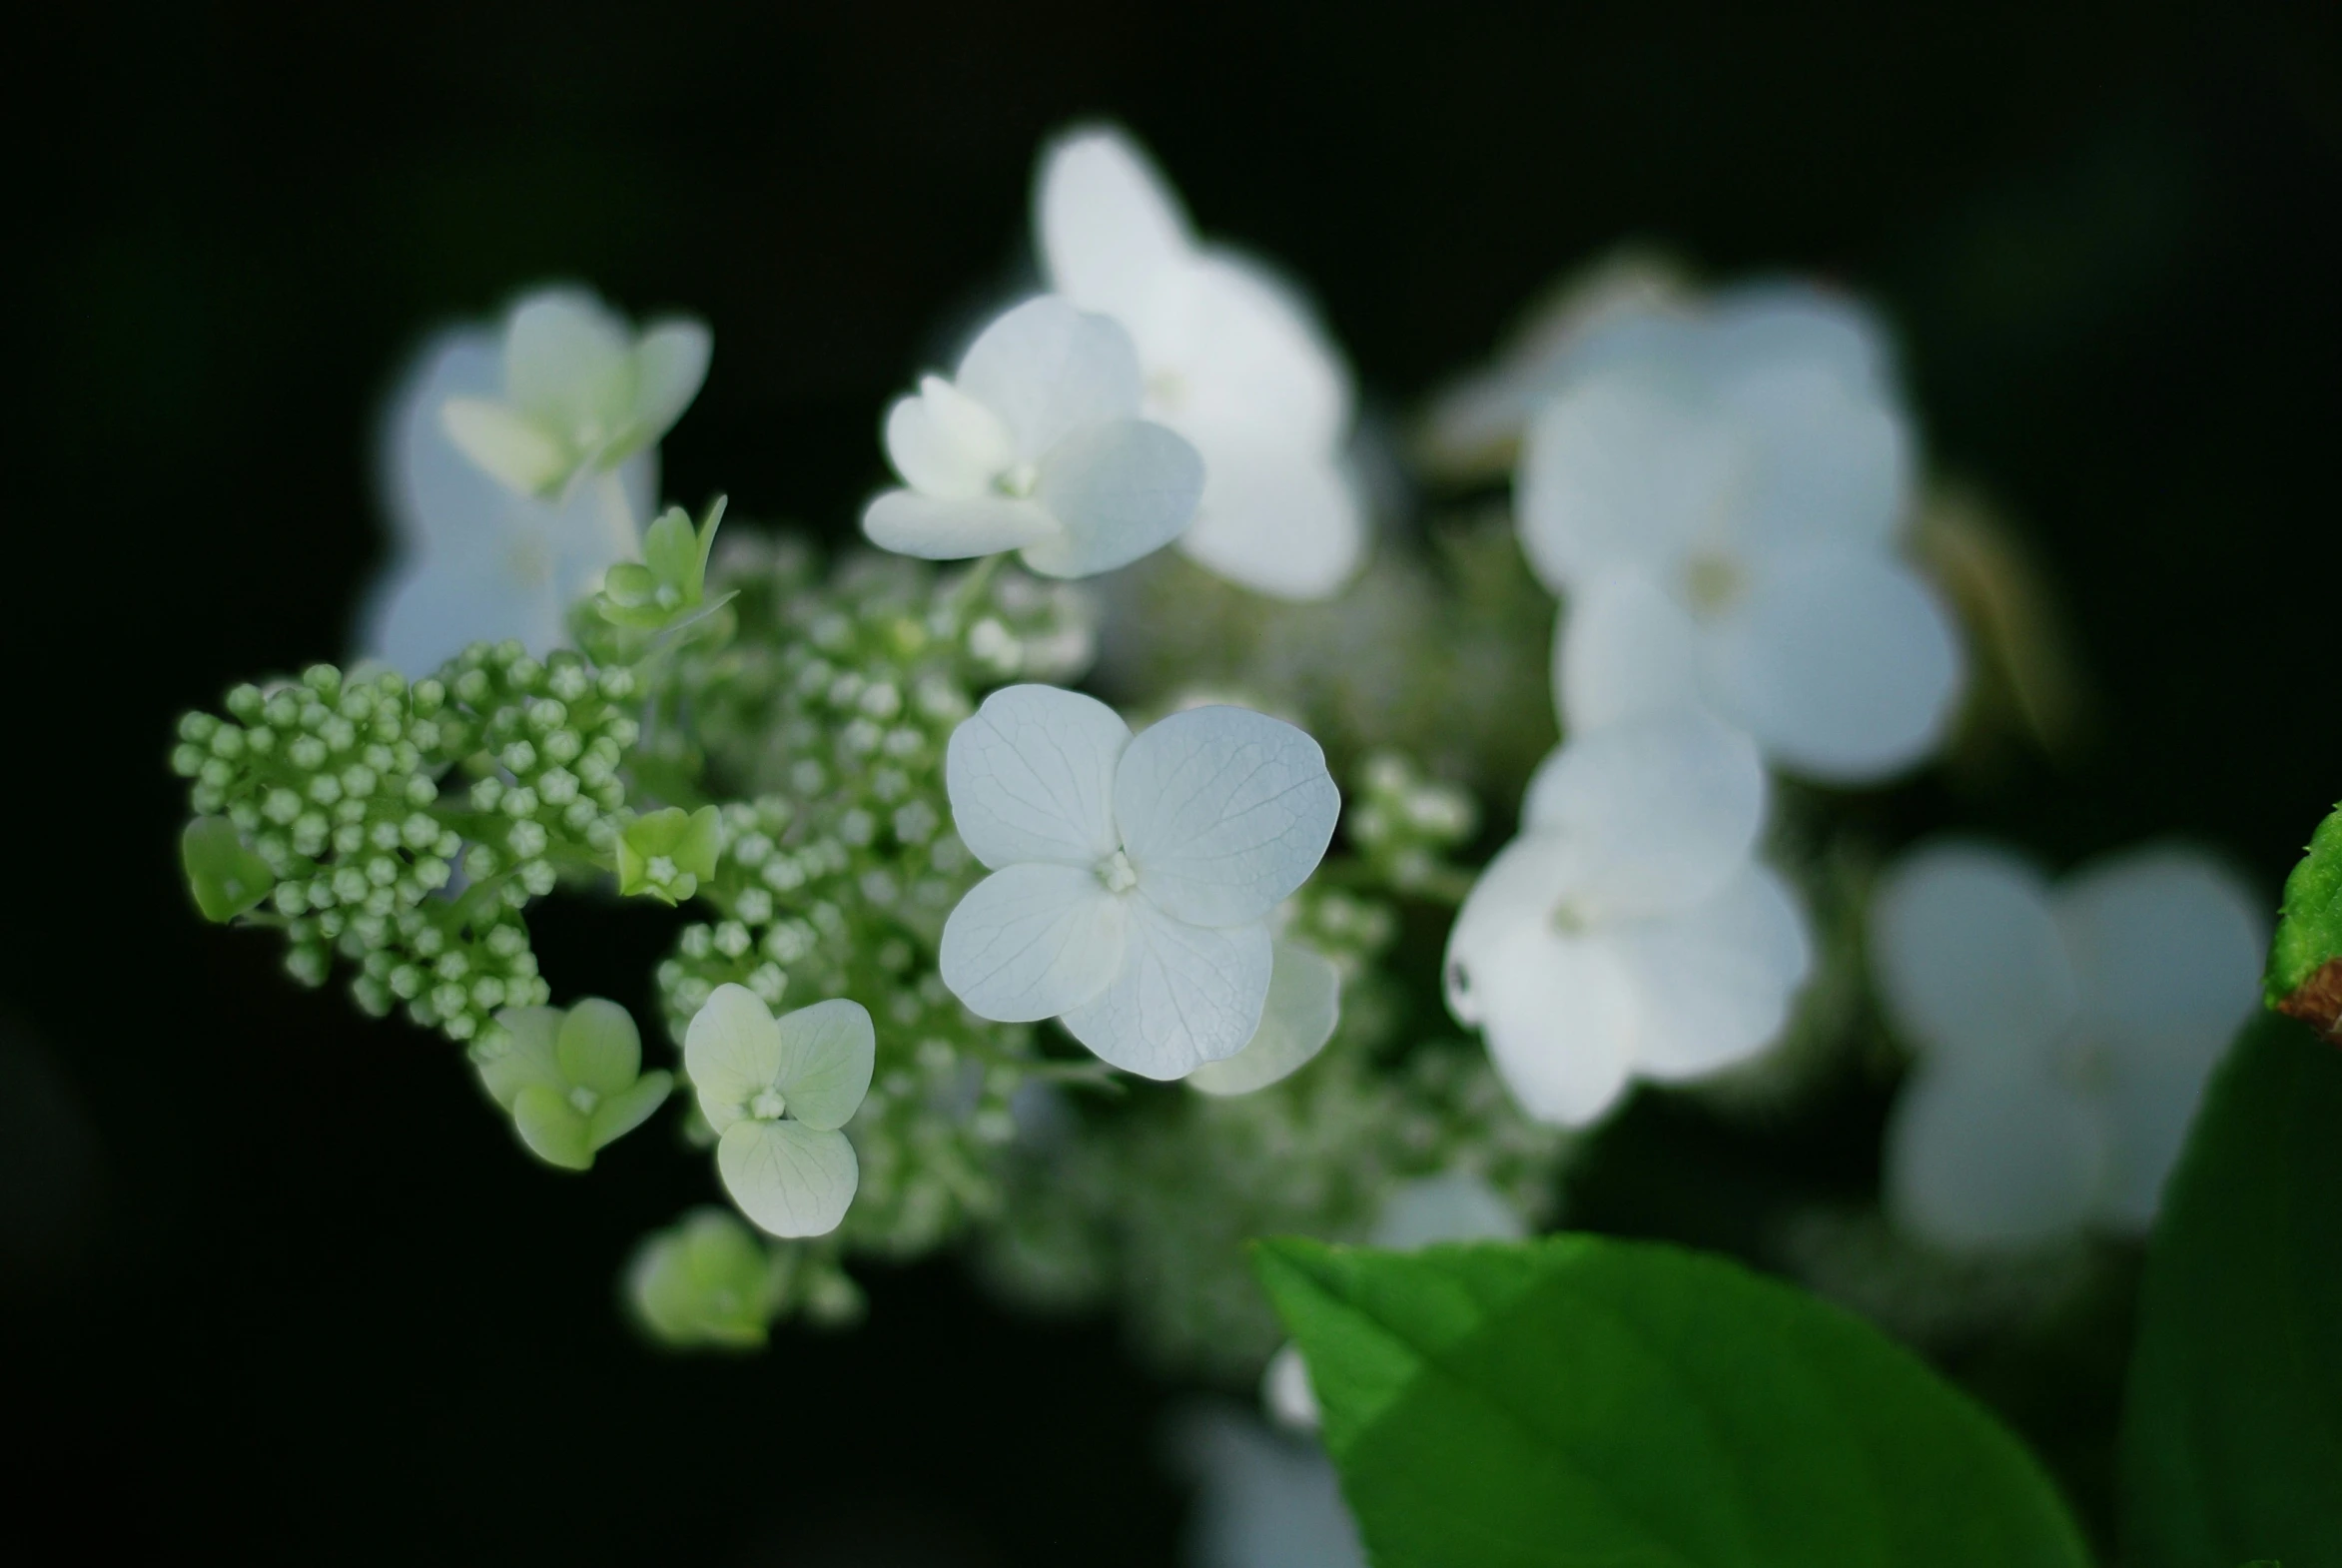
440 287 710 500
1516 285 1964 782
1870 840 2264 1251
938 684 1340 1079
863 296 1205 579
358 322 658 676
1444 711 1811 1126
684 986 876 1238
1037 127 1363 600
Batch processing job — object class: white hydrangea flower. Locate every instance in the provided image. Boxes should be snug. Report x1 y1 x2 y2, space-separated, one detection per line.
1444 711 1811 1126
357 326 657 676
938 684 1340 1079
1871 840 2265 1250
1037 127 1363 600
439 288 709 499
684 986 876 1239
863 296 1204 579
1516 286 1964 782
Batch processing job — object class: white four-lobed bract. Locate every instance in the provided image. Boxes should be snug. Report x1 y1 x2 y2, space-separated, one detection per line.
1516 286 1963 782
440 288 710 500
358 323 659 676
684 986 877 1238
1037 127 1364 600
1871 840 2265 1251
863 296 1205 580
1444 711 1811 1127
938 684 1340 1080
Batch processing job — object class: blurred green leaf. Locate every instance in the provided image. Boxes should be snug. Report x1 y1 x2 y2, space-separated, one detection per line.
1254 1234 2090 1568
2120 1010 2342 1568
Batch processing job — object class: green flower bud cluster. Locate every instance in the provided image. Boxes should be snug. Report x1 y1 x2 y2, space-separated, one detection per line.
625 1207 864 1350
1342 750 1480 901
170 639 645 1050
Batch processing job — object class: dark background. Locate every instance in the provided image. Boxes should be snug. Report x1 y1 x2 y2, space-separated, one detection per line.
9 4 2339 1562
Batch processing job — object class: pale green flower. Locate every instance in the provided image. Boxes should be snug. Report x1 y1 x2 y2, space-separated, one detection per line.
617 805 721 904
476 998 672 1171
684 986 874 1237
627 1207 788 1349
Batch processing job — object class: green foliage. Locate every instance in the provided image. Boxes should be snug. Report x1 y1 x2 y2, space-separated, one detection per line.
1254 1234 2090 1568
2266 800 2342 1041
2119 1010 2342 1568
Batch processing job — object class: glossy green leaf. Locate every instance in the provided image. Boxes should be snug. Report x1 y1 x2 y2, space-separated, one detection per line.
2267 800 2342 1042
1254 1234 2090 1568
2120 1011 2342 1568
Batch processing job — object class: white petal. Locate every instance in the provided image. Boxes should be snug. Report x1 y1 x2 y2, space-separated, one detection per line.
1035 126 1192 320
1516 373 1740 594
502 289 631 432
1704 549 1963 781
1553 569 1704 731
946 683 1131 868
939 864 1128 1023
1177 447 1363 601
439 398 571 496
717 1120 859 1238
2054 846 2267 1057
628 318 711 448
1172 1408 1367 1568
1723 360 1911 556
1371 1172 1528 1249
767 998 876 1133
1186 941 1341 1097
1060 903 1273 1079
1135 255 1350 454
1869 842 2077 1070
884 378 1017 499
1445 835 1581 1023
1021 418 1204 579
1610 864 1812 1081
2097 1048 2221 1233
1116 705 1340 928
360 552 567 683
477 1006 565 1110
683 983 784 1134
1886 1063 2106 1250
1706 283 1899 400
861 489 1059 561
1519 710 1766 918
1470 922 1641 1127
955 296 1143 460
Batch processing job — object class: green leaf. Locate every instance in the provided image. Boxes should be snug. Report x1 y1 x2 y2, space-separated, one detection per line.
2267 800 2342 1043
180 817 275 922
2119 1011 2342 1568
1253 1234 2090 1568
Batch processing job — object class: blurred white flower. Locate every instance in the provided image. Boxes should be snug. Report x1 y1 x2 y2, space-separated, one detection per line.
1037 127 1363 600
939 684 1339 1079
440 288 709 498
1517 286 1964 782
863 296 1204 579
1871 841 2265 1250
1172 1405 1366 1568
358 325 657 676
685 986 876 1238
1184 939 1343 1097
1444 711 1810 1126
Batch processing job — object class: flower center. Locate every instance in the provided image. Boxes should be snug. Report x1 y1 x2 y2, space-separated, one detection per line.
1097 849 1140 894
996 460 1042 499
1682 549 1746 617
1547 899 1595 937
646 855 677 885
749 1087 788 1122
1147 369 1189 416
568 1085 600 1116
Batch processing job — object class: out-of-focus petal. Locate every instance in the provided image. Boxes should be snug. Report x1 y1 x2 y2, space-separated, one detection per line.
861 490 1060 561
1886 1062 2105 1250
1139 255 1350 454
940 863 1129 1023
717 1119 859 1238
955 296 1144 460
478 1006 566 1110
1516 374 1741 593
1611 864 1811 1081
503 289 631 430
361 553 567 686
1519 711 1766 918
767 998 876 1133
439 398 571 496
512 1085 593 1171
1723 361 1910 555
1705 283 1899 400
1060 902 1273 1080
1871 842 2078 1069
1178 446 1362 602
628 318 711 449
1173 1407 1367 1568
884 378 1017 499
1553 568 1704 732
1023 417 1203 578
946 683 1131 868
2054 846 2267 1057
554 997 642 1097
1370 1171 1528 1249
1115 705 1340 929
1035 126 1193 323
1704 549 1962 781
1186 940 1342 1097
684 983 784 1134
1472 922 1641 1127
1444 835 1581 1023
